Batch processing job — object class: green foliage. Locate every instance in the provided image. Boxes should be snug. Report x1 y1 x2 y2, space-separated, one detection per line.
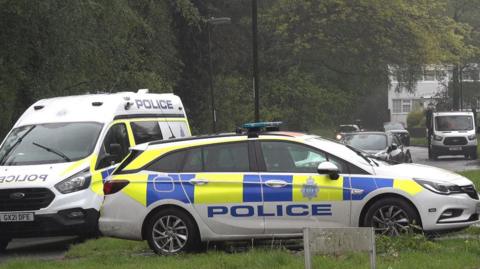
407 109 426 128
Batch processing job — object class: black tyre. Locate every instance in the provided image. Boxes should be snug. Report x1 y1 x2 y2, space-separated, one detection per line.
471 151 478 160
405 151 413 163
145 208 200 255
362 197 421 236
0 238 11 252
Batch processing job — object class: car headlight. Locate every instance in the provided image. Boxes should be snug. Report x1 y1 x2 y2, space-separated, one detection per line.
468 134 476 140
433 135 443 141
55 169 91 194
414 178 461 195
336 134 342 140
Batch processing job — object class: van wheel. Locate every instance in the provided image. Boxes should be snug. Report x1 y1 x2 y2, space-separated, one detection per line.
0 238 11 252
145 209 200 255
363 197 421 236
471 151 478 160
428 147 437 160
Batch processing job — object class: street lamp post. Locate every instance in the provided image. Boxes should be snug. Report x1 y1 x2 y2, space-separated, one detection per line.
252 0 260 122
207 17 231 133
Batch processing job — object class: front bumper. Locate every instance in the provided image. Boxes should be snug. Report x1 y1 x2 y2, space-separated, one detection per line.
431 145 476 156
415 191 480 231
0 208 99 238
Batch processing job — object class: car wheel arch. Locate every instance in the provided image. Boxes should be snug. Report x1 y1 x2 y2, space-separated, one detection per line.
358 192 422 228
141 204 200 241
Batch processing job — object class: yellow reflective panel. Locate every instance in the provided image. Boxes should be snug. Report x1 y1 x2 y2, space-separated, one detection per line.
292 174 343 202
194 173 243 204
393 179 423 196
88 154 103 195
117 174 149 206
61 156 91 177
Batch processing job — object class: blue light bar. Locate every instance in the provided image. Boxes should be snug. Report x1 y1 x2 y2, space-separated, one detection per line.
243 121 283 129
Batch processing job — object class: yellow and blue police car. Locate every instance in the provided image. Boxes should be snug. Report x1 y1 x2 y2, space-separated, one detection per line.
99 122 480 254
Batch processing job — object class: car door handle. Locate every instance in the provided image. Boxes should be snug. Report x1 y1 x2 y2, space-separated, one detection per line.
264 179 288 188
190 178 209 185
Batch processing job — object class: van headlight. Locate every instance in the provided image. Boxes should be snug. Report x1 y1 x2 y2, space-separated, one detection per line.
414 179 461 195
55 169 91 194
433 135 443 141
468 134 476 140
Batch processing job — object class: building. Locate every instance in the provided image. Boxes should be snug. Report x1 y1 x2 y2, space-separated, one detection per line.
387 65 480 127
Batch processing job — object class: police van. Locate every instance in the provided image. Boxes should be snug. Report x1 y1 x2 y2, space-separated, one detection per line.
99 122 480 255
0 89 191 251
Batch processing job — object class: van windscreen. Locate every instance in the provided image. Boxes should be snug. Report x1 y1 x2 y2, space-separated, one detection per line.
0 122 103 166
435 116 473 131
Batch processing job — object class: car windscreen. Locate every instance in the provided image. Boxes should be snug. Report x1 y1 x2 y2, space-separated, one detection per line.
344 134 387 151
383 122 404 131
338 126 358 132
435 116 473 131
0 122 103 166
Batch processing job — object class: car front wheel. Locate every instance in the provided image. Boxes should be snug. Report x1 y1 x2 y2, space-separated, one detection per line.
363 197 421 236
145 209 200 255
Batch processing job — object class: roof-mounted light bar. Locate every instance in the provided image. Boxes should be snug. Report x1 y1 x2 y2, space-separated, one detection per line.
242 121 283 137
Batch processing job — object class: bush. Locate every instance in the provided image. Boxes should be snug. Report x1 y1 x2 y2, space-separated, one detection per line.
407 109 425 128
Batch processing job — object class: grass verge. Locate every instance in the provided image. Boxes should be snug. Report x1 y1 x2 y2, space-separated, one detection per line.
2 228 480 269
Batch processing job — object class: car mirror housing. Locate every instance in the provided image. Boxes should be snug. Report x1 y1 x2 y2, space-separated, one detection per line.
317 161 340 180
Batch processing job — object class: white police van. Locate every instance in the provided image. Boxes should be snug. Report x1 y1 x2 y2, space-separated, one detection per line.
0 89 191 251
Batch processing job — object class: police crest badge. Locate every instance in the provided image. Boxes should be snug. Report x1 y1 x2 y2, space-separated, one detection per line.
301 177 319 200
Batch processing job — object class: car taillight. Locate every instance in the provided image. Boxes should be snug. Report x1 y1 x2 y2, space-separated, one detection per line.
103 180 129 195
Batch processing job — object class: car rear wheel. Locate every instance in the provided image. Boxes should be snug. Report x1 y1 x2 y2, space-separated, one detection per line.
405 151 413 163
145 209 200 255
0 238 11 252
363 197 421 236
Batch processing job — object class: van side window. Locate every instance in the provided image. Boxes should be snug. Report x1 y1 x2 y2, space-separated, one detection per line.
131 121 163 145
146 151 185 172
96 123 130 170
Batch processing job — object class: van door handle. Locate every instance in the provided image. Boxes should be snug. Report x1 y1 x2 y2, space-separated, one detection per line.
264 179 288 188
190 178 209 185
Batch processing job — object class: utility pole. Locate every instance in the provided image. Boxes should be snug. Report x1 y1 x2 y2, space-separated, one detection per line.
252 0 260 122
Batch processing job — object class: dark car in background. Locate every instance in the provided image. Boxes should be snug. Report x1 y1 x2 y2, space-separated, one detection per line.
342 131 412 163
335 124 360 140
383 122 410 146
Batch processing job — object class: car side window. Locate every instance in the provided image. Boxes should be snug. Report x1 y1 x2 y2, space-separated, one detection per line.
130 121 163 145
96 123 130 170
146 151 185 172
260 141 327 173
203 142 250 172
182 148 203 172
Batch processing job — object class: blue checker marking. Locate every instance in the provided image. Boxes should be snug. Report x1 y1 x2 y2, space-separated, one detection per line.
350 177 377 200
101 167 116 183
243 174 262 202
146 174 194 206
375 178 394 188
261 175 292 202
343 176 351 201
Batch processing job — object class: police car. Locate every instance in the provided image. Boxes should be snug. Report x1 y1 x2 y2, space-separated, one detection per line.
0 89 191 251
99 122 480 254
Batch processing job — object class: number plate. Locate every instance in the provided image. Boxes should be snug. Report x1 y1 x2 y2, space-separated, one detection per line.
0 212 34 222
449 146 462 151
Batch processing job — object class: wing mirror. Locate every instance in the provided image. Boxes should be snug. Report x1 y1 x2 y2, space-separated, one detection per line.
317 161 339 180
387 143 398 153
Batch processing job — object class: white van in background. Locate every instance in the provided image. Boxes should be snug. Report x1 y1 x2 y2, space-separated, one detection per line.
427 111 477 160
0 89 191 250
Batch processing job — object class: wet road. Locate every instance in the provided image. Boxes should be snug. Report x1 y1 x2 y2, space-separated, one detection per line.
408 146 480 171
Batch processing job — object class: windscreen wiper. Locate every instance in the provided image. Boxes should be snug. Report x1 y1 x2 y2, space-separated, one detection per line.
32 142 72 162
0 126 36 165
344 144 378 167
